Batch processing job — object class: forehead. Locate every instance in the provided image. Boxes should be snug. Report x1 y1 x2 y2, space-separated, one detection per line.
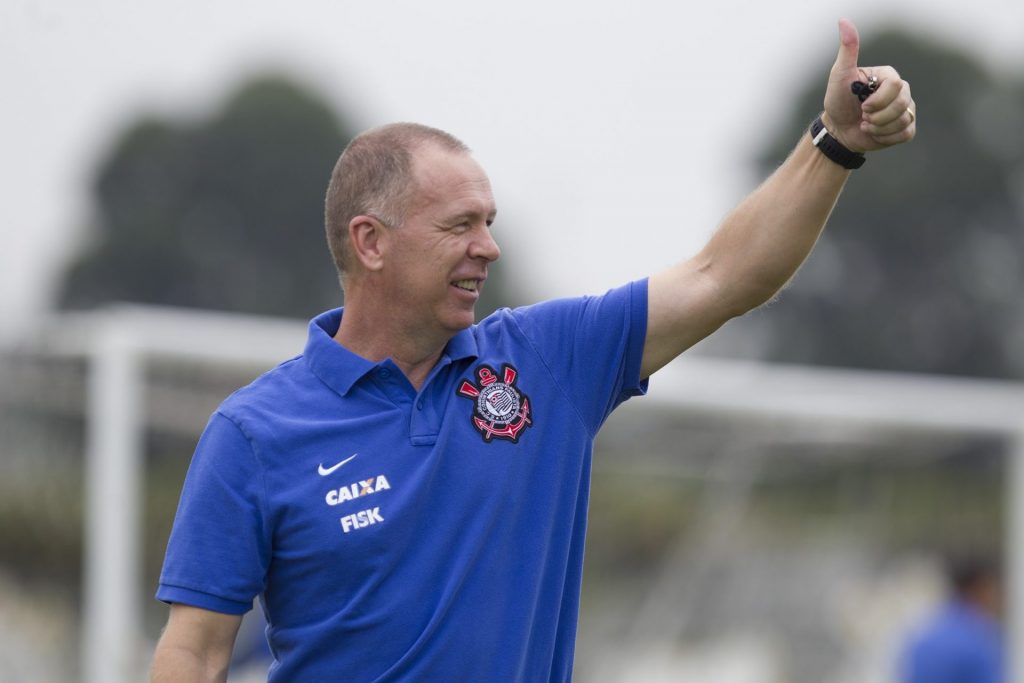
408 144 496 218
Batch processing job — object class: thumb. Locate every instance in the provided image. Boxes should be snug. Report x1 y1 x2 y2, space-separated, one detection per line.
833 18 860 73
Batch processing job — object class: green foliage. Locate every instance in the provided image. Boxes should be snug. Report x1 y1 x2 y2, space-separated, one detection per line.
747 30 1024 378
59 75 354 319
58 73 521 321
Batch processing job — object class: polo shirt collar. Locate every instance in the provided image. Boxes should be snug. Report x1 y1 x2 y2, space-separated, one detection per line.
304 308 479 397
442 322 479 363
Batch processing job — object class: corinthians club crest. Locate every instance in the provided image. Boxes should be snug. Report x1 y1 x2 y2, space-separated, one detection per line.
457 364 533 443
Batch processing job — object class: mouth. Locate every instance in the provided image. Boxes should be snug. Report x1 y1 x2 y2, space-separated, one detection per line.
451 279 482 294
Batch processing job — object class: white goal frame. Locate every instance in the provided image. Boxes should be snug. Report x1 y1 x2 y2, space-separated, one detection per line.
34 305 1024 683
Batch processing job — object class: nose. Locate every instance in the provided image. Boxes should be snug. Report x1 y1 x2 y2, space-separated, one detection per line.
469 225 501 262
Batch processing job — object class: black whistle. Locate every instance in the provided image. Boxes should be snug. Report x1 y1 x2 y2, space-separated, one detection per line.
851 80 877 102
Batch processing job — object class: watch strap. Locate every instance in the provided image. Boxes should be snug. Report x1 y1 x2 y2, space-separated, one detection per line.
809 115 865 170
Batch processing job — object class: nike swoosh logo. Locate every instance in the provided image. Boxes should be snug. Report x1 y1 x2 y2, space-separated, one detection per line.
318 454 358 476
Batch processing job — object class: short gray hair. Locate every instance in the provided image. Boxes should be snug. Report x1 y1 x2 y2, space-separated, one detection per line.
324 122 470 284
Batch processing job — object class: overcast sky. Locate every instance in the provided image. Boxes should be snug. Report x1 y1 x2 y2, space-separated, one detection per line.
3 0 1023 337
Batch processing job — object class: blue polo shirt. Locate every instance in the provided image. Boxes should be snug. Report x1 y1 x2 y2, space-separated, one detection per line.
900 600 1004 683
157 279 648 682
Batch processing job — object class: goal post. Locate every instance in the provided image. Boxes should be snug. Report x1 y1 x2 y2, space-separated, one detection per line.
40 305 306 683
642 357 1024 683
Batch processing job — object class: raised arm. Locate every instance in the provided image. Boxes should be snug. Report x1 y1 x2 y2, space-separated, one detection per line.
641 19 916 378
150 604 243 683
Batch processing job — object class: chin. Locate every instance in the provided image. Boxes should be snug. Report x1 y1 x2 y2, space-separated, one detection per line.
439 308 476 333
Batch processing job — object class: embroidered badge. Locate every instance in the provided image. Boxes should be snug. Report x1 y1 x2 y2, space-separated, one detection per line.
457 364 533 443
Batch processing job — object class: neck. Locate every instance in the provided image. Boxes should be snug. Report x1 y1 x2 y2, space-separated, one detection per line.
334 292 453 391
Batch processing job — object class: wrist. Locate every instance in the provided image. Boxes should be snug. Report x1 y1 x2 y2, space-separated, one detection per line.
809 113 865 170
820 112 861 152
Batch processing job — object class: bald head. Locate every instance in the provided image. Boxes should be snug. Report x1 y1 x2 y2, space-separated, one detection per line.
324 123 470 285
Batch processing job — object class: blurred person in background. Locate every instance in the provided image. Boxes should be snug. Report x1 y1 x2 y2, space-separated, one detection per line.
150 19 916 683
899 554 1004 683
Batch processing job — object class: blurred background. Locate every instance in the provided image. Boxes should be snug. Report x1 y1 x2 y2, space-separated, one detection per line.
2 1 1023 681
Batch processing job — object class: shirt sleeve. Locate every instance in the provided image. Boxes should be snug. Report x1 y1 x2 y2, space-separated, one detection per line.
509 279 649 436
156 411 271 614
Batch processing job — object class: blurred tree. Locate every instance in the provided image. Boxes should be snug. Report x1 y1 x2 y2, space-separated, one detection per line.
59 75 351 318
59 73 518 320
720 30 1024 379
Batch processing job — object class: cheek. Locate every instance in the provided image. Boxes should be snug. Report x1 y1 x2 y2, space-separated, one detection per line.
387 234 465 280
390 239 434 270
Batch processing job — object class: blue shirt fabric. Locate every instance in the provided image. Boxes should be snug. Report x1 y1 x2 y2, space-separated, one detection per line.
157 279 649 682
900 601 1004 683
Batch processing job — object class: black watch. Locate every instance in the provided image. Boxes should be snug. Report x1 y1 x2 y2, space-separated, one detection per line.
809 115 865 169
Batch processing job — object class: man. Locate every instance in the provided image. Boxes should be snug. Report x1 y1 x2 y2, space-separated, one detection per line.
900 555 1004 683
151 19 915 682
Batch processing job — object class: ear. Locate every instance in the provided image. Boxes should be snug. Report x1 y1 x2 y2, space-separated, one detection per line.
348 215 388 272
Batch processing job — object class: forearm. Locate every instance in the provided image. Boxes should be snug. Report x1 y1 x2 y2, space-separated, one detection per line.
149 605 240 683
698 127 851 316
640 20 914 379
641 127 851 376
150 644 230 683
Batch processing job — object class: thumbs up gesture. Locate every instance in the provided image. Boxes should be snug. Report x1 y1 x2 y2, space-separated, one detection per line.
823 19 916 153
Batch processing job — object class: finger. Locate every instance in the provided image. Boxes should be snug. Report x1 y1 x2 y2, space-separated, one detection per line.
860 66 904 110
833 18 860 74
871 124 916 147
863 107 915 137
862 80 913 124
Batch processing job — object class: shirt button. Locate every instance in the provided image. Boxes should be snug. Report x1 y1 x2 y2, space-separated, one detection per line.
379 368 391 378
417 400 425 410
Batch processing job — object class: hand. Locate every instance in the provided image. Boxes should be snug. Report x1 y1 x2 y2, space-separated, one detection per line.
823 18 916 153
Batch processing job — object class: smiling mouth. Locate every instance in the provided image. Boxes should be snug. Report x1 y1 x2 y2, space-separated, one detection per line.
452 279 480 292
